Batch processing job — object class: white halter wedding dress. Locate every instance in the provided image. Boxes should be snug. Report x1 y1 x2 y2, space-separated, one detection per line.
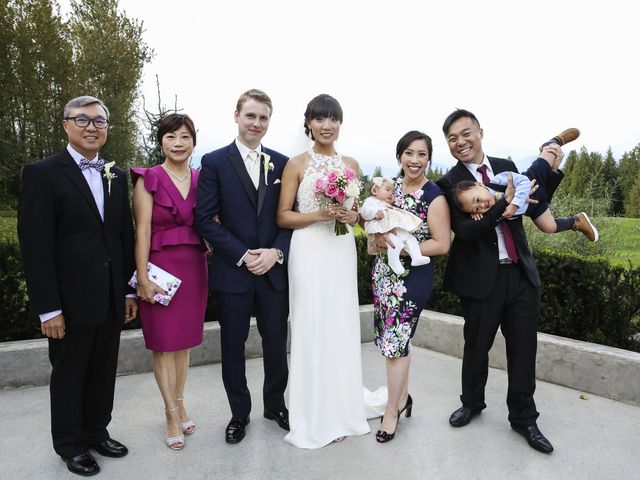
284 150 385 449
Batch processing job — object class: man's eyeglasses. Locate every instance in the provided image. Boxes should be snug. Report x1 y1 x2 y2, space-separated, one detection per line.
64 116 109 129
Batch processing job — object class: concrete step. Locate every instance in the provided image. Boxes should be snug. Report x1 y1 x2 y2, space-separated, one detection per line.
2 306 639 406
1 343 638 480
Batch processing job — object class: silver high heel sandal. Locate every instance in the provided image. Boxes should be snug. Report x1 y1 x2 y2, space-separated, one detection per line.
177 397 195 435
165 406 185 450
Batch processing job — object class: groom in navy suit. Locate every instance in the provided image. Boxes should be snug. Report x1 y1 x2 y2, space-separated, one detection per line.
196 89 291 443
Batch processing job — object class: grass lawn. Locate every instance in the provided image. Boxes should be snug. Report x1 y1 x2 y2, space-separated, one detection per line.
1 214 639 269
601 217 640 268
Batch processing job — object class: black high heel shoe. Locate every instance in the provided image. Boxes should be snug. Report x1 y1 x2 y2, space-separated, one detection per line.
376 411 400 443
400 394 413 418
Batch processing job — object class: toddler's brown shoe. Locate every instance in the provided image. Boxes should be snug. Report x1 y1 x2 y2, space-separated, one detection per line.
572 212 598 242
541 128 580 149
552 128 580 146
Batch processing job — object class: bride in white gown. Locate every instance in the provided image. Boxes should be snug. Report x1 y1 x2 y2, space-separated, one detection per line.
277 94 381 449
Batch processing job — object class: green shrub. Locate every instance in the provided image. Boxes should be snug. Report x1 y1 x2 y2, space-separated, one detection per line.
2 231 639 352
425 254 462 316
354 235 639 352
0 217 18 243
535 248 640 351
0 213 142 339
0 241 31 341
355 234 375 305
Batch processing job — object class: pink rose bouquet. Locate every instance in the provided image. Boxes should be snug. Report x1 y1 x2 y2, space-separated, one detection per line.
314 166 361 235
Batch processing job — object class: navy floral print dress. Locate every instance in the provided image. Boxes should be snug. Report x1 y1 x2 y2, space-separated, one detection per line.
372 177 443 358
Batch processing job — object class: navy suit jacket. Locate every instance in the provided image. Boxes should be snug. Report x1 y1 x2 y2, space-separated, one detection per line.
196 141 291 294
437 156 540 300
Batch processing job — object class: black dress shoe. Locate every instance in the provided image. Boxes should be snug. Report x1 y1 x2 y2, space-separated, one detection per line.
226 416 250 444
61 451 100 476
511 424 554 453
91 438 129 458
449 406 480 427
263 408 290 431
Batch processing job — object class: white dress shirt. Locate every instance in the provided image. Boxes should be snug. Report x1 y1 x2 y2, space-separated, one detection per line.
235 139 262 265
235 139 261 187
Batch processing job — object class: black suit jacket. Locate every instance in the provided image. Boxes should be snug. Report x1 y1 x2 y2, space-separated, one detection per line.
18 150 135 326
437 156 540 300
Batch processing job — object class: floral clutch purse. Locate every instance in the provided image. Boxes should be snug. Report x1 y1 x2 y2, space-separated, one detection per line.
129 262 182 306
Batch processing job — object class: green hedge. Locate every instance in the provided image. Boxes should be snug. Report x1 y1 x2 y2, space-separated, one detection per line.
535 248 640 350
0 241 31 341
1 233 639 352
355 236 639 352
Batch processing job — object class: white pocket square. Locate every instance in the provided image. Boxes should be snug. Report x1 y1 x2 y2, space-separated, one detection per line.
273 178 281 184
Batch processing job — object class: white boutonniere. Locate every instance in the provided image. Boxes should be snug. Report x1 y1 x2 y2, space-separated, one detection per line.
103 161 117 196
262 153 275 185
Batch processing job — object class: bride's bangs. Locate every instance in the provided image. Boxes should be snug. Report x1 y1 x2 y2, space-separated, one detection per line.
307 95 343 123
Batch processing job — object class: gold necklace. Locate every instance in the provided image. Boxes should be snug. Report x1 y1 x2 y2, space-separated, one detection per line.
163 164 190 182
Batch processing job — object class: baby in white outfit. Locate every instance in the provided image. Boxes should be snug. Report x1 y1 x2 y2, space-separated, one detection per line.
360 176 430 275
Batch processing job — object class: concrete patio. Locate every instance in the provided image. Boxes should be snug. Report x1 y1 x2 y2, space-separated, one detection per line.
2 341 640 479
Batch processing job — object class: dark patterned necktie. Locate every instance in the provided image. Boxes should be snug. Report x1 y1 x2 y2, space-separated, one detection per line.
79 158 105 172
477 164 519 263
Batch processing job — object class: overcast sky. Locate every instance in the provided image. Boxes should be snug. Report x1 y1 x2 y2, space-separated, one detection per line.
63 0 639 175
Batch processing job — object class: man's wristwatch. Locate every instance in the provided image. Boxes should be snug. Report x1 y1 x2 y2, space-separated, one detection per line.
275 249 284 264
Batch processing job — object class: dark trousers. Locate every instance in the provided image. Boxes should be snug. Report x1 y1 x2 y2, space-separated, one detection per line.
523 157 565 219
215 276 289 419
48 300 121 457
459 263 540 427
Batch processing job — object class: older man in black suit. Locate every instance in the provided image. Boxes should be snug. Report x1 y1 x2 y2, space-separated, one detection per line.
437 109 561 454
18 96 137 476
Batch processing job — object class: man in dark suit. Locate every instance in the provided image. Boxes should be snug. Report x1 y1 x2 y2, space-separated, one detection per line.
196 89 291 444
437 109 560 454
18 96 137 475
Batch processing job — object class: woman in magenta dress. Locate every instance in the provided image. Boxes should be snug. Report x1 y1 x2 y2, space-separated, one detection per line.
131 114 207 450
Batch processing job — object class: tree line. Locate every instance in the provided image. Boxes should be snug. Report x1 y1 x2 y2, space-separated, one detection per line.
363 146 640 219
560 145 640 217
2 1 639 219
0 0 151 210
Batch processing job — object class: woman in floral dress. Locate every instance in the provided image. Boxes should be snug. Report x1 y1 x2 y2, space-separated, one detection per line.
371 130 451 442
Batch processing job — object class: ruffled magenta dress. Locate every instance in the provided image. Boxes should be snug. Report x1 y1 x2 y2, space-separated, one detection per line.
131 165 208 352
